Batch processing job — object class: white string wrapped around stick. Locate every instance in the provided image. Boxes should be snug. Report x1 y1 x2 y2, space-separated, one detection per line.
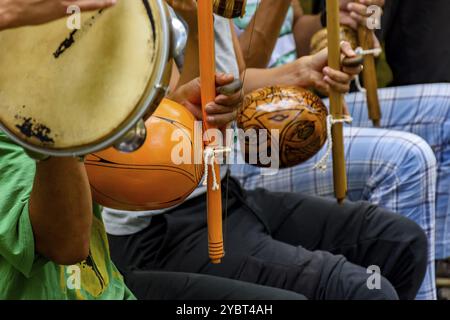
314 114 353 171
354 46 383 93
203 146 232 190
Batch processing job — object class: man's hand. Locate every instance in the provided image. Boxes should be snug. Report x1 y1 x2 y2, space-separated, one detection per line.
170 73 242 128
298 41 362 95
0 0 116 31
339 0 385 30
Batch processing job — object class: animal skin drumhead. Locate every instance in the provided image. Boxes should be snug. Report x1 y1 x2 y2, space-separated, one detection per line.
0 0 158 149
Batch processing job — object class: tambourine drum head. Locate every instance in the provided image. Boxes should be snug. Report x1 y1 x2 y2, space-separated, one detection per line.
85 99 204 211
0 0 166 152
238 86 328 168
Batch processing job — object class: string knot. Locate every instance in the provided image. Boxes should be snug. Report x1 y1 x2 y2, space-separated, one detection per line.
314 115 353 172
354 47 383 93
203 146 232 190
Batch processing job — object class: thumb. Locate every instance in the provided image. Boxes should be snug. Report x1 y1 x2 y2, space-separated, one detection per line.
181 100 203 121
215 73 235 87
310 48 329 71
340 41 357 58
310 71 330 95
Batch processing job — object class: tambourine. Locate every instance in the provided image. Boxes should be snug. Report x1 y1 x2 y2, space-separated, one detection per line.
85 99 203 211
0 0 187 158
238 86 328 168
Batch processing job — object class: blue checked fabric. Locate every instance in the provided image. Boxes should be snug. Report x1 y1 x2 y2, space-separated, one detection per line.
231 83 450 300
346 83 450 262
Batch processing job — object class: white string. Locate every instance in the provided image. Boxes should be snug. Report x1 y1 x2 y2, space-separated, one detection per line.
355 47 382 57
314 115 353 172
203 146 232 190
352 46 382 93
355 75 366 93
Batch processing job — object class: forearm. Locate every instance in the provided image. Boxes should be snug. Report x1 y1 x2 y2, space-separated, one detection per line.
238 0 291 68
0 0 115 31
242 58 308 94
29 157 92 265
293 14 323 57
178 24 200 87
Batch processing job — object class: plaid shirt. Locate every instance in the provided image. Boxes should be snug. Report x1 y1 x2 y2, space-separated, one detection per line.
232 83 450 300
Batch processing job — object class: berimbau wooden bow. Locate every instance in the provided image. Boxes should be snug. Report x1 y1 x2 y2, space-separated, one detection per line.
197 0 225 264
326 0 347 203
357 11 382 127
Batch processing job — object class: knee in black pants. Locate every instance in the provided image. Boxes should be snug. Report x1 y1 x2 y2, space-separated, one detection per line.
352 204 428 299
393 215 428 299
327 258 399 300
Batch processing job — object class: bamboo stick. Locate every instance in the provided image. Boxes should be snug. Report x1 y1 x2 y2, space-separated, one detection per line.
437 278 450 288
358 25 382 127
326 0 347 203
197 0 225 264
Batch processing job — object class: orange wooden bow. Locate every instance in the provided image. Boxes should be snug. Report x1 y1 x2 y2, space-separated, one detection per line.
326 0 347 203
197 0 225 264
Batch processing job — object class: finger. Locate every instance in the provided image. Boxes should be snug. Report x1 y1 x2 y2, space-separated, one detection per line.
324 76 350 93
215 73 235 87
323 67 352 83
340 14 358 30
342 65 363 76
360 0 385 8
347 2 370 17
217 79 243 96
206 102 235 115
342 55 363 68
182 101 203 120
349 11 367 25
311 72 330 95
68 0 117 11
310 47 329 70
207 111 237 127
215 92 242 106
340 41 356 58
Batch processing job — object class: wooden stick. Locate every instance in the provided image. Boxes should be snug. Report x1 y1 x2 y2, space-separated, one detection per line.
437 278 450 288
358 25 382 127
197 0 224 264
326 0 347 204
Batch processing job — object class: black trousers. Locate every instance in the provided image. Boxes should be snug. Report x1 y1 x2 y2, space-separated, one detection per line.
126 270 306 300
108 177 427 300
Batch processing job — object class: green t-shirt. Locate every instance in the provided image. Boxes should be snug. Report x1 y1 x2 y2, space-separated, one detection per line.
0 132 135 300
